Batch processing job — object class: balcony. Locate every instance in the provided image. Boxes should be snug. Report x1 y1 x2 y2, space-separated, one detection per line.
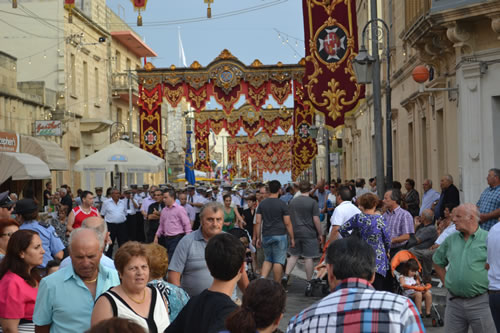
402 0 500 56
111 72 139 105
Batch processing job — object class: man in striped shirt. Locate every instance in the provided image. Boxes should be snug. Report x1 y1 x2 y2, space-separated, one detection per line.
286 237 424 333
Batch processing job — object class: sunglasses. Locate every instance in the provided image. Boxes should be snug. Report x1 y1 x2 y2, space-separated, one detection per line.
1 232 15 237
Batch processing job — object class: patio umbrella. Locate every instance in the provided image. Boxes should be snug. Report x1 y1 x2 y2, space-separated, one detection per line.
74 140 165 173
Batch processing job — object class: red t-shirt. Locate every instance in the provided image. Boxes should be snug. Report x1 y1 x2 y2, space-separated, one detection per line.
0 271 37 320
72 206 100 229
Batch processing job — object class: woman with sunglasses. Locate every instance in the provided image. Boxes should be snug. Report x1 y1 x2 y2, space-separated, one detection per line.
0 218 20 261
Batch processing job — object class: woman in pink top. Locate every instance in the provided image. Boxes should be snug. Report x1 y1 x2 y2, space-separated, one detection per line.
0 230 45 332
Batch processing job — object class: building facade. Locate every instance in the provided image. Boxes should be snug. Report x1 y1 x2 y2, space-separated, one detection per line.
340 0 500 201
0 0 158 191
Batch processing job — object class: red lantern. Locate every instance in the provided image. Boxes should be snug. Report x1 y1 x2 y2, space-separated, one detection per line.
412 65 429 84
131 0 148 26
64 0 75 23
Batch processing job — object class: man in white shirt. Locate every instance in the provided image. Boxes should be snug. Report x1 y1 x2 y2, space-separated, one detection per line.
487 218 500 331
100 188 127 257
419 179 440 216
123 187 140 241
328 186 361 242
192 187 209 230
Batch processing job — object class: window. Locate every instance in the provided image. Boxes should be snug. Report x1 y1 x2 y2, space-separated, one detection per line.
70 54 76 96
94 67 99 104
115 50 121 71
126 58 131 71
83 61 88 114
420 116 428 178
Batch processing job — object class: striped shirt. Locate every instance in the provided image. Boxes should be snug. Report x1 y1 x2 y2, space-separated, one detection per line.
286 278 425 333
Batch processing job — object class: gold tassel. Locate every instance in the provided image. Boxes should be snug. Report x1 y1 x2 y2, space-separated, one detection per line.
12 0 17 8
137 13 142 26
68 10 73 23
207 4 211 18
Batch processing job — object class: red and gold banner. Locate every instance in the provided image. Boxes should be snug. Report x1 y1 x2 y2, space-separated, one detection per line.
194 120 211 172
163 83 185 108
186 84 212 112
292 80 317 180
302 0 364 129
139 83 164 158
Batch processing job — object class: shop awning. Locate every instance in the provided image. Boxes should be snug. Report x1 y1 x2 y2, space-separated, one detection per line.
20 136 69 171
0 152 51 184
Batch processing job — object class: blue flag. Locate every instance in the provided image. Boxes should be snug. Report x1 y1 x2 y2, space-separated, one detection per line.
185 131 196 185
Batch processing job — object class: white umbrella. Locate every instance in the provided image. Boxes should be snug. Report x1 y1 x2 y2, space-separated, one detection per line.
74 140 165 173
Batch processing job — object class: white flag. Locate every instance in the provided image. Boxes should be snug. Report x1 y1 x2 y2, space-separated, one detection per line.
178 27 187 67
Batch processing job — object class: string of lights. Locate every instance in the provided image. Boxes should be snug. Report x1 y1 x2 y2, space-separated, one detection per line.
273 28 305 59
0 0 289 27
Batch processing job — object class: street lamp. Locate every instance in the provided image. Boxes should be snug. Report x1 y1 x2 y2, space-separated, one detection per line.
352 16 392 196
353 45 375 84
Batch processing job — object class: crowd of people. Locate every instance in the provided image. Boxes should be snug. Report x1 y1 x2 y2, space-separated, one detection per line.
0 167 497 332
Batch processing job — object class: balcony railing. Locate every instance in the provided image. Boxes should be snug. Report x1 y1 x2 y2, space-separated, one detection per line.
111 72 138 94
404 0 431 34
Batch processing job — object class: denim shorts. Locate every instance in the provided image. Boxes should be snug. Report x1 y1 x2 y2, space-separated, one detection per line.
261 234 288 265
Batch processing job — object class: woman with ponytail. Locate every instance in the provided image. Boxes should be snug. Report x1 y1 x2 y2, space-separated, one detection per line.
224 279 286 333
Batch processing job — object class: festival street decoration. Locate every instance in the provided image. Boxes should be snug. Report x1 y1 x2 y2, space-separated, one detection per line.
138 75 164 158
64 0 75 23
137 50 307 173
292 80 317 180
302 0 364 129
131 0 148 26
228 134 293 175
194 104 293 139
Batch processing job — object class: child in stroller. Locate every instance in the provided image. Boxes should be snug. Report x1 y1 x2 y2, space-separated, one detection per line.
227 227 258 281
397 258 433 318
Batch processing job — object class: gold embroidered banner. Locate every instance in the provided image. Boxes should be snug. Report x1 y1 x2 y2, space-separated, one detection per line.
138 83 164 158
302 0 365 129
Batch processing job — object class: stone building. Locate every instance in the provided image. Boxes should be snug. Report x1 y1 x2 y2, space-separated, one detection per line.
0 0 158 191
341 0 500 201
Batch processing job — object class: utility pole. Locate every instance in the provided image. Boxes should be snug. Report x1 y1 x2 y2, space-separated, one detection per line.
128 69 133 143
325 129 331 183
370 0 386 198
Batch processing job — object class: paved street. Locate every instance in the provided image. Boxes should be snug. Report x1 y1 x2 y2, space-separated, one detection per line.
279 274 446 332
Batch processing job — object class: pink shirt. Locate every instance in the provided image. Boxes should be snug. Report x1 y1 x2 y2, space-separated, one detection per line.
0 271 38 320
156 202 192 237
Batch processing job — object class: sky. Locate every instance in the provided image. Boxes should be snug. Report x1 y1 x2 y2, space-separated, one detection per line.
106 0 302 182
106 0 305 68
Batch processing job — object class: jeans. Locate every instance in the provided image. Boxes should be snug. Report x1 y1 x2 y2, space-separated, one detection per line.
261 234 288 265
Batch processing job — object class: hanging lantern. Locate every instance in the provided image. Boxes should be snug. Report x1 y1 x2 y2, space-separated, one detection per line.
130 0 148 26
204 0 213 18
12 0 17 8
64 0 75 23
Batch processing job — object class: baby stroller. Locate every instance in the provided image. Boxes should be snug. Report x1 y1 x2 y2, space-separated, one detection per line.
390 250 444 327
307 240 331 297
227 228 258 281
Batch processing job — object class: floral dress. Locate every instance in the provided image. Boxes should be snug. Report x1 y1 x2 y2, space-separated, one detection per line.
148 279 190 322
339 213 391 277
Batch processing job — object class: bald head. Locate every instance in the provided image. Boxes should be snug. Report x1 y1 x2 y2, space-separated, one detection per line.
453 203 480 235
81 216 107 245
69 227 102 252
68 228 102 280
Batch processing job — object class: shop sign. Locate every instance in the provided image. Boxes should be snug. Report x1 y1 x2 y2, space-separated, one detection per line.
35 120 62 136
0 132 19 152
